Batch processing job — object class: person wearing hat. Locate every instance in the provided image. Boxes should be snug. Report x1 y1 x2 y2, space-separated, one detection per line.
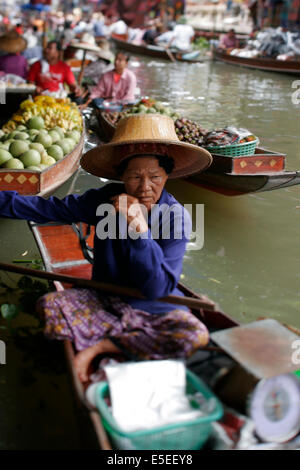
81 46 114 87
0 114 212 383
0 31 28 79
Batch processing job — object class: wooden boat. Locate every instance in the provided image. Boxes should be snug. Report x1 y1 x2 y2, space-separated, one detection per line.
94 113 300 196
110 35 203 63
215 50 300 76
0 130 85 196
29 220 238 449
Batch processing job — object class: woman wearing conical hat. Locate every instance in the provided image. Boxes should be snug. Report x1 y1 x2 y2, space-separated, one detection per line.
0 114 213 382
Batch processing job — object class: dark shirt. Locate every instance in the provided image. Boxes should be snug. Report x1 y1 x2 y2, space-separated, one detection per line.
0 184 191 314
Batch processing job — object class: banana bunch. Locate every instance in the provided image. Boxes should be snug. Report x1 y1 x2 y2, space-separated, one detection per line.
2 96 83 133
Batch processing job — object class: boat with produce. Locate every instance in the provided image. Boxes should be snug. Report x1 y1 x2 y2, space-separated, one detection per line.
26 220 300 449
0 96 84 196
110 34 204 63
96 98 300 196
214 50 300 76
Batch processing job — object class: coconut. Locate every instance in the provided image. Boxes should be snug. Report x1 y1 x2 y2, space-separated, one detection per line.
14 132 29 140
19 149 41 167
48 130 61 144
4 158 24 169
29 142 45 155
51 126 64 139
26 166 41 171
41 155 56 167
34 133 52 149
0 149 12 166
47 145 64 161
57 138 75 155
9 140 29 157
27 116 45 130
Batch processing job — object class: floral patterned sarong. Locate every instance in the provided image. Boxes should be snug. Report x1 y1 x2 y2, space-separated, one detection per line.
37 288 209 360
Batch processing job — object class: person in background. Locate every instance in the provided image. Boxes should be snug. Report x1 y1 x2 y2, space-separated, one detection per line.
22 26 43 65
93 12 108 37
218 29 239 51
82 44 114 86
170 17 195 52
28 40 80 97
80 51 136 109
0 31 28 79
15 23 24 35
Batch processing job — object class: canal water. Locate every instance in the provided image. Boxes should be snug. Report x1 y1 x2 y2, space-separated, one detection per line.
0 56 300 449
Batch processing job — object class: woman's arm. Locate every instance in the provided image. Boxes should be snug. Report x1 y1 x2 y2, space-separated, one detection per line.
0 189 102 225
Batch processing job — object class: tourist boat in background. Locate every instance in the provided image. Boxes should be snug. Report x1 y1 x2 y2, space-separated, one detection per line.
0 130 85 196
215 50 300 76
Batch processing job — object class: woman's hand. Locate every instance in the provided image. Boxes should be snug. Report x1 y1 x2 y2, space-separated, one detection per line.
111 193 148 234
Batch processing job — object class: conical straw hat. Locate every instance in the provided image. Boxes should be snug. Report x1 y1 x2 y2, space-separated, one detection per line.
81 114 212 179
0 31 27 53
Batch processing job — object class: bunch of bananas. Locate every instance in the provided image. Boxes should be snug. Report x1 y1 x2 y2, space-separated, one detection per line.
3 96 83 133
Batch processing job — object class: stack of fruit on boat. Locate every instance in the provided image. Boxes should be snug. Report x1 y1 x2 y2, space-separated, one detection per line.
102 97 257 151
0 96 83 171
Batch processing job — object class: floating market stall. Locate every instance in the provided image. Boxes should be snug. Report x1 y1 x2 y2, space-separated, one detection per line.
0 96 84 195
96 97 300 196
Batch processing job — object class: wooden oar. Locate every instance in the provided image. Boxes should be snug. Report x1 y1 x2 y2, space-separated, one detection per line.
165 46 176 62
0 262 216 312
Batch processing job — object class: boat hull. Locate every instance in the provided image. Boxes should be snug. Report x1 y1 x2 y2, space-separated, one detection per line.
215 51 300 76
0 129 84 196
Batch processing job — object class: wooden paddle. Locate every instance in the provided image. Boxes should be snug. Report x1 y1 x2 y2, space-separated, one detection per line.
165 46 176 62
0 262 217 312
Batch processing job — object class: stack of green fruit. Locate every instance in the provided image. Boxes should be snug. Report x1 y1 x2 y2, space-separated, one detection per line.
0 116 81 171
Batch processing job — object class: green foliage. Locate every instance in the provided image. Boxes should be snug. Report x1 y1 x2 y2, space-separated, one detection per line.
193 37 210 51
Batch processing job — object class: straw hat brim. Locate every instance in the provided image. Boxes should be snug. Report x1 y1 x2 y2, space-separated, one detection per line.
70 42 101 53
80 139 212 180
0 34 27 53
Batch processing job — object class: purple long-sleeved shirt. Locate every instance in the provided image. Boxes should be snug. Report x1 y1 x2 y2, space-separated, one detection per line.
0 53 28 79
0 184 191 314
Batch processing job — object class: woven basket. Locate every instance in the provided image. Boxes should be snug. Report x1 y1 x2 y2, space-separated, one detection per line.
206 138 259 157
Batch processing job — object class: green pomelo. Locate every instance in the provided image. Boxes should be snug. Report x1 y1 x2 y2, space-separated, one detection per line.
29 143 45 155
52 126 64 139
14 132 29 140
47 145 64 161
27 116 45 130
9 140 29 157
41 155 56 166
0 141 11 150
28 129 40 137
57 139 71 155
48 130 61 144
8 131 19 139
38 164 47 170
17 125 27 131
0 130 5 139
26 166 41 171
19 149 41 167
4 158 24 169
0 149 13 166
34 133 52 148
65 130 80 144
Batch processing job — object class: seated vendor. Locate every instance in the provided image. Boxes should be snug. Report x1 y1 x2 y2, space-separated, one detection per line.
80 51 136 109
0 114 212 383
218 29 239 51
27 40 81 97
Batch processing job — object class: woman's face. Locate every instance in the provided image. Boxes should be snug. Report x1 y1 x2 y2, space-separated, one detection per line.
121 156 168 210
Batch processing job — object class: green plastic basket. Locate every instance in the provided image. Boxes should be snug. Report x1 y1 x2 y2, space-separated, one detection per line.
206 138 259 157
95 369 223 450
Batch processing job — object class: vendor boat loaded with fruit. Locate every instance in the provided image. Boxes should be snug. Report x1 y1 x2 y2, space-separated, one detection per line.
0 96 84 196
97 97 300 196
